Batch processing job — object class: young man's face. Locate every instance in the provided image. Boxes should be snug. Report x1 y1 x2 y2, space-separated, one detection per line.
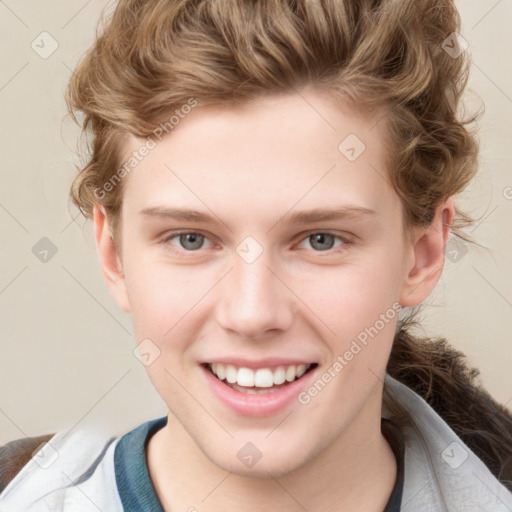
96 90 448 477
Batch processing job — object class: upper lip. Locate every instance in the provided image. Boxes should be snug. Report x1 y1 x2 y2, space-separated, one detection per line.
203 358 318 370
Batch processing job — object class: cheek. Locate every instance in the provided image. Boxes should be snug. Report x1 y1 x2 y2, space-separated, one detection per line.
301 254 403 383
303 257 403 333
124 262 203 392
122 246 209 328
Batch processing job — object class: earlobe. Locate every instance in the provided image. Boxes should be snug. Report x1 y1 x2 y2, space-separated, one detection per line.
93 205 131 313
399 197 455 307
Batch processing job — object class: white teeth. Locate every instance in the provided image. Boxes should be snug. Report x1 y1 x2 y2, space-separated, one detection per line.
296 364 307 378
273 366 286 385
209 362 313 388
230 383 276 394
285 366 296 382
216 363 226 380
225 365 237 384
254 369 274 388
237 367 255 387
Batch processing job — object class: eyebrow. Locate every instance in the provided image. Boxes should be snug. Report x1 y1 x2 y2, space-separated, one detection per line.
139 205 378 225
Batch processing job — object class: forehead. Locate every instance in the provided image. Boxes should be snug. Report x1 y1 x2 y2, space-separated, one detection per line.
118 91 398 223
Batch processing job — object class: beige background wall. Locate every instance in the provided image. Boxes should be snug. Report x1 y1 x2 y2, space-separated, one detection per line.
0 0 511 444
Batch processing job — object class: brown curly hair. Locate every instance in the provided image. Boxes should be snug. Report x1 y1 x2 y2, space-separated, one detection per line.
64 0 511 490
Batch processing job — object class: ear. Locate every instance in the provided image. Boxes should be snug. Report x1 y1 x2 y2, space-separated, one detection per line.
93 205 131 313
399 196 455 307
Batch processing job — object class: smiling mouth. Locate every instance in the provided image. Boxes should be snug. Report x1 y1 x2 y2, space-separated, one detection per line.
203 362 318 394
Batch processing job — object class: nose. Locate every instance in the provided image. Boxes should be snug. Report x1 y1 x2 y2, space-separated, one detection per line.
216 250 295 340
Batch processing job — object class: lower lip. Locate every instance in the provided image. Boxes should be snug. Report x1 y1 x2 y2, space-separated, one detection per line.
201 364 317 417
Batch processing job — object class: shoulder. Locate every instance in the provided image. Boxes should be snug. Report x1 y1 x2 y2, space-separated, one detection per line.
0 433 55 493
0 424 122 510
388 329 512 490
384 373 512 511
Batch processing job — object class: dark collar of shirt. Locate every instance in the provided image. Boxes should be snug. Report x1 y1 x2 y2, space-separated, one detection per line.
382 417 405 511
114 416 405 511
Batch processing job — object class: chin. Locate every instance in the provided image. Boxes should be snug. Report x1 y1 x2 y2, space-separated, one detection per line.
220 457 303 479
203 439 312 479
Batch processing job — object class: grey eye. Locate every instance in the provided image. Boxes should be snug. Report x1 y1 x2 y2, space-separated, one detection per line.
308 233 336 251
178 233 206 250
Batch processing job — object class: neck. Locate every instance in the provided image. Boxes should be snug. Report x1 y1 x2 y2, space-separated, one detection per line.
147 397 397 512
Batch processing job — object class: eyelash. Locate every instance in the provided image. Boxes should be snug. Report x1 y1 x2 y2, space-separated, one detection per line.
159 230 352 255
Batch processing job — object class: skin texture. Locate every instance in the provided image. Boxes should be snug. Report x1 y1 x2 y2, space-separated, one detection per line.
94 89 454 511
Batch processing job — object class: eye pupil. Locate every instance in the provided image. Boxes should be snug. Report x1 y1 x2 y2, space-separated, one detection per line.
310 233 335 251
180 233 203 250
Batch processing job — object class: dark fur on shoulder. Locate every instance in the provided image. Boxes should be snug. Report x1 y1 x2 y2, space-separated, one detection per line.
386 328 512 491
